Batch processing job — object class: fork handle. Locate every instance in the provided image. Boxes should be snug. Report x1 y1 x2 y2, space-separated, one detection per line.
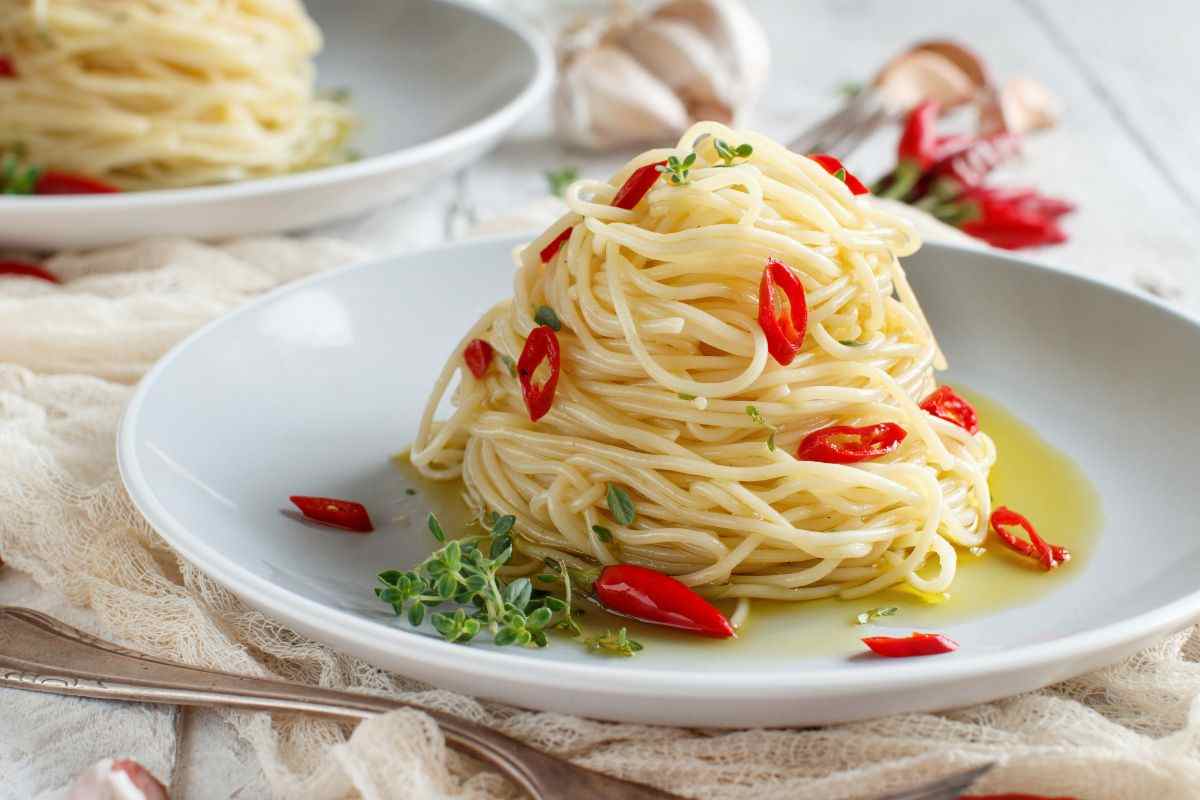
0 607 677 800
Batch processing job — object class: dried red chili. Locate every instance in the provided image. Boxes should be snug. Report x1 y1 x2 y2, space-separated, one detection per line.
463 338 494 379
35 170 120 195
592 563 734 638
517 325 561 422
797 423 907 464
990 506 1069 570
289 496 374 533
757 259 808 366
0 56 15 78
0 260 59 284
809 153 869 195
539 227 572 262
862 632 958 658
959 186 1072 250
920 385 980 434
611 160 668 210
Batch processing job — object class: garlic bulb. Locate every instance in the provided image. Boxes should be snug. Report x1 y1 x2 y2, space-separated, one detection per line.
555 0 769 150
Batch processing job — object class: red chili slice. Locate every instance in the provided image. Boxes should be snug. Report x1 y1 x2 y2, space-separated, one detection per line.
539 227 572 262
289 496 374 533
862 632 958 657
0 56 15 78
35 170 120 195
517 325 561 422
463 338 494 379
797 423 907 464
990 506 1069 570
611 160 667 210
0 260 59 284
593 564 734 638
809 153 869 195
757 259 808 365
920 385 980 434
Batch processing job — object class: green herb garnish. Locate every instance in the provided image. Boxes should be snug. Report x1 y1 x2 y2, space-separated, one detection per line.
713 139 753 167
606 484 636 525
591 525 614 543
746 405 781 452
376 514 592 651
499 354 517 377
534 305 562 331
657 152 696 186
1 151 40 195
677 392 697 401
855 606 899 625
545 166 579 198
838 339 866 347
585 627 643 657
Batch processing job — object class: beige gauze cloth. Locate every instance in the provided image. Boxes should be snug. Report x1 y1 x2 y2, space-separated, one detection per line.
2 235 1200 800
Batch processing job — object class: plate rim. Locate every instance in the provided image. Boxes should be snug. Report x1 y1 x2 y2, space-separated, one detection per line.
0 0 553 210
118 234 1200 699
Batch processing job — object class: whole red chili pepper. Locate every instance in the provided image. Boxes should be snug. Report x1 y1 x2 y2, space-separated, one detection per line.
463 338 494 379
593 563 734 638
517 325 561 422
898 101 942 170
959 186 1070 250
757 259 808 365
289 496 374 533
539 227 572 263
0 56 15 78
990 506 1069 570
931 132 1021 190
35 170 120 195
920 385 980 434
611 160 668 210
809 153 869 195
797 423 907 464
862 632 958 658
0 260 59 284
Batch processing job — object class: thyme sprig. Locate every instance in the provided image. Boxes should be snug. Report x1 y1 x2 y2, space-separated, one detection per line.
713 139 753 167
376 512 639 655
657 152 696 186
1 151 40 195
746 405 780 452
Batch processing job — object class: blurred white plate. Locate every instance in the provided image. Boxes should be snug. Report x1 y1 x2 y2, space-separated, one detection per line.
119 237 1200 727
0 0 551 250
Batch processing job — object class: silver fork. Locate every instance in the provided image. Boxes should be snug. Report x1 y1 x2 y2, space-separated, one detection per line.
788 85 894 159
0 606 990 800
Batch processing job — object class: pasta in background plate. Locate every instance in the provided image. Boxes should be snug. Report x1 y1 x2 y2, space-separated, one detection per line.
0 0 354 189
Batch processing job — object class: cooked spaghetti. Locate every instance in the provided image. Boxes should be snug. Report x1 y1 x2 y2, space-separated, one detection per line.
0 0 354 189
411 122 996 606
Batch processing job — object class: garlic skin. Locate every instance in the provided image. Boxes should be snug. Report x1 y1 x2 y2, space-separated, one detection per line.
981 76 1061 135
555 0 769 150
874 40 989 112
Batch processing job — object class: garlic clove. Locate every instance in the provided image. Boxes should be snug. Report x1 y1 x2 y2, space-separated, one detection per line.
909 40 990 89
654 0 770 120
620 18 727 117
554 45 690 150
981 76 1061 135
874 50 982 112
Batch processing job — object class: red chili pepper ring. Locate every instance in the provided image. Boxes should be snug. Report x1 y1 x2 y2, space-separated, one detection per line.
920 385 980 434
757 259 808 366
517 325 561 422
797 423 907 464
990 506 1069 570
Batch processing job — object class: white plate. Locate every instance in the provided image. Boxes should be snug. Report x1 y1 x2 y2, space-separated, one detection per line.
119 237 1200 727
0 0 551 251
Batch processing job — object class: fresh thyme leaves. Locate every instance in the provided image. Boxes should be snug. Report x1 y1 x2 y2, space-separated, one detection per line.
855 606 899 625
585 627 644 656
0 151 40 195
591 525 614 543
657 152 696 185
677 392 697 401
606 484 636 525
427 513 446 542
713 139 753 167
376 513 591 651
746 405 781 452
545 166 579 197
838 339 866 347
405 488 418 496
499 354 517 377
533 305 562 331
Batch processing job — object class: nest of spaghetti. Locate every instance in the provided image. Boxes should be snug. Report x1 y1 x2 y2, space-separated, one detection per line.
412 122 995 606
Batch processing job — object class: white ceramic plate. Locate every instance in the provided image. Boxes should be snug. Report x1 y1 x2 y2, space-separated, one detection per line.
119 237 1200 727
0 0 551 251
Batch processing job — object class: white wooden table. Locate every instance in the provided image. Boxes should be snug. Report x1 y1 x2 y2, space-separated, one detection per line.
6 1 1200 796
